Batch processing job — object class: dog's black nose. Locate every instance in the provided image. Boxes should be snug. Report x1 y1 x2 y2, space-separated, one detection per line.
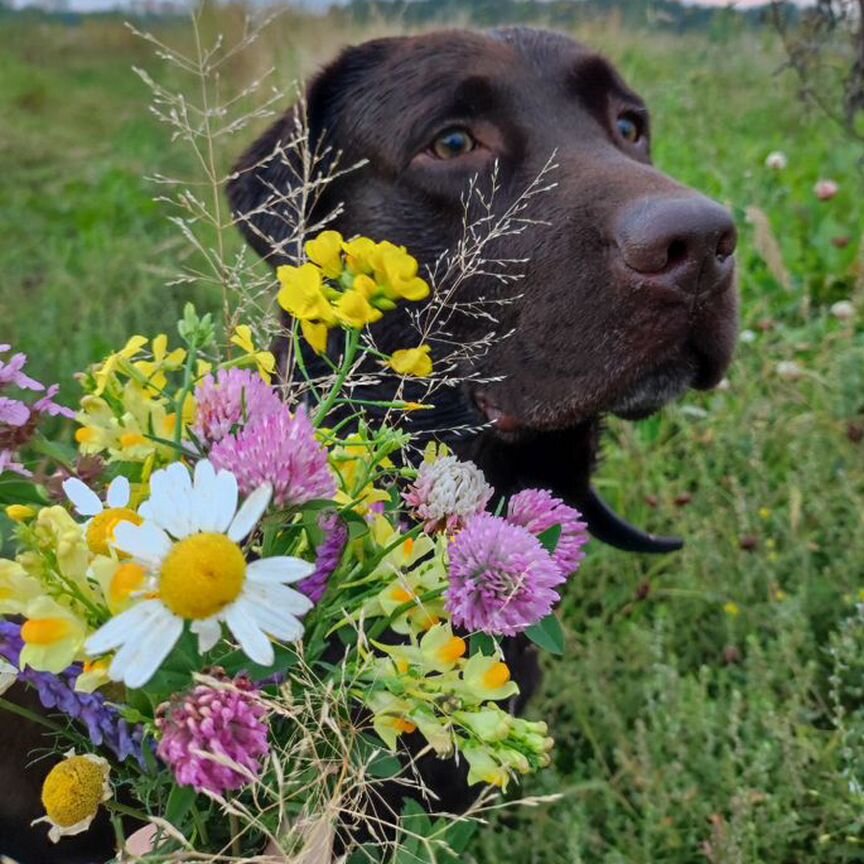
615 196 737 292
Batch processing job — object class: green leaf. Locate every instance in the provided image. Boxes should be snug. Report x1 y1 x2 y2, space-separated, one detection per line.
0 476 50 506
216 642 298 680
470 632 497 657
165 783 197 826
537 523 562 554
367 752 402 779
525 613 565 655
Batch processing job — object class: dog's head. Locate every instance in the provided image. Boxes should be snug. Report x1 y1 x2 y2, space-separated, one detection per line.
229 27 739 550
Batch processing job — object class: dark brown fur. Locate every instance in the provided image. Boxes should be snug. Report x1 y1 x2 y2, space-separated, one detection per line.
0 27 738 861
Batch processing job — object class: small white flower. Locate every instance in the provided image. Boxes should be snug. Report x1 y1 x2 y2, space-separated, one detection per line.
715 377 731 392
764 151 787 170
831 300 855 322
776 360 804 381
85 460 314 688
739 329 757 344
62 475 140 555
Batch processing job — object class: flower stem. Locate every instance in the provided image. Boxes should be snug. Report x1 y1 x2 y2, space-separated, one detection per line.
0 696 64 731
313 329 360 426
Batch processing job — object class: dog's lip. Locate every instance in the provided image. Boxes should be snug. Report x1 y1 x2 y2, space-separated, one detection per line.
473 391 524 433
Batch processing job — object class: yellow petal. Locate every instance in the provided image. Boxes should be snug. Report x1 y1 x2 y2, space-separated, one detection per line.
388 345 433 378
306 230 345 279
301 321 329 355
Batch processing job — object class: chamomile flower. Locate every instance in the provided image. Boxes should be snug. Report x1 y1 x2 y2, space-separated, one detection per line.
84 460 315 688
62 475 141 556
34 749 111 843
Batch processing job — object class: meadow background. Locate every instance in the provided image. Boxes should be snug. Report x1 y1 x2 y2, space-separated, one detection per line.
1 2 863 862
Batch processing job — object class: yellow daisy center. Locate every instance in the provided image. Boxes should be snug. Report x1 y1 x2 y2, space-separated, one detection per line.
159 533 247 620
482 662 511 690
41 757 105 828
437 636 467 665
21 617 72 646
86 508 143 556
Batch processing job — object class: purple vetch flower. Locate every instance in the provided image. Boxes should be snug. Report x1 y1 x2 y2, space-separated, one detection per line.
403 455 493 534
0 621 144 764
506 489 589 578
156 672 270 796
446 513 564 636
0 347 43 392
210 405 336 506
297 512 348 604
0 345 74 476
192 368 283 445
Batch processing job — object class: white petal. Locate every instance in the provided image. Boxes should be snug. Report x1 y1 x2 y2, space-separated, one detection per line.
106 476 131 508
234 592 306 642
113 521 171 567
62 478 103 517
85 600 163 655
245 579 313 617
147 462 195 539
111 611 183 688
227 483 272 542
247 556 315 585
193 462 238 534
191 617 222 653
225 602 274 666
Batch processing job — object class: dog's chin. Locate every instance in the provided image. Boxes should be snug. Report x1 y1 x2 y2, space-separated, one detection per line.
608 364 695 420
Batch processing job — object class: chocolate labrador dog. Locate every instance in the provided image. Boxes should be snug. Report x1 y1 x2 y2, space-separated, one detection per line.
0 26 737 863
229 26 738 549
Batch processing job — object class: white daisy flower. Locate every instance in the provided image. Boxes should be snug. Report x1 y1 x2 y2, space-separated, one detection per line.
62 475 141 555
84 459 314 688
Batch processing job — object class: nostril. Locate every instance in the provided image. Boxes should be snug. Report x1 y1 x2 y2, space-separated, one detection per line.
716 227 737 261
666 238 688 268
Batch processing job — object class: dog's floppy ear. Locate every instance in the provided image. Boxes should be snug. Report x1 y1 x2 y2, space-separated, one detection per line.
227 38 394 266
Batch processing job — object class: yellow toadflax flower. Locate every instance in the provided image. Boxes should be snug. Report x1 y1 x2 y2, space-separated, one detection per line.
19 596 88 674
0 559 43 615
388 345 433 378
91 335 147 397
34 750 111 843
5 504 36 523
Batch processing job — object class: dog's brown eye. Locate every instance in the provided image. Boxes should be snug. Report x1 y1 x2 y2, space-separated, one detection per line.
431 128 476 160
616 115 641 143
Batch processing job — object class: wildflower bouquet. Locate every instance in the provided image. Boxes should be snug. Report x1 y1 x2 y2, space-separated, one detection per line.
0 230 587 861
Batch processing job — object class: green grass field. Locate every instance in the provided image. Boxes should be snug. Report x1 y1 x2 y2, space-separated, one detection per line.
2 6 864 863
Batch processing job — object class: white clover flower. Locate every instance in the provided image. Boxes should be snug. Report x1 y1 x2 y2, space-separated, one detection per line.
85 460 314 688
764 151 788 170
404 455 493 533
739 329 757 344
776 360 804 381
830 300 855 322
814 179 839 201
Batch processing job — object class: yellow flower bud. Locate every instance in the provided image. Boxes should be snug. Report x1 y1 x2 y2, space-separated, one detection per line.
5 504 36 523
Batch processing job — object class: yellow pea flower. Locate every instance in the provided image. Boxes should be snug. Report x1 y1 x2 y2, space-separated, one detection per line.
230 324 276 383
92 335 148 397
335 288 383 329
306 230 345 279
343 237 378 275
301 321 329 355
277 263 337 324
133 333 186 393
389 345 433 378
374 242 430 301
19 597 88 674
